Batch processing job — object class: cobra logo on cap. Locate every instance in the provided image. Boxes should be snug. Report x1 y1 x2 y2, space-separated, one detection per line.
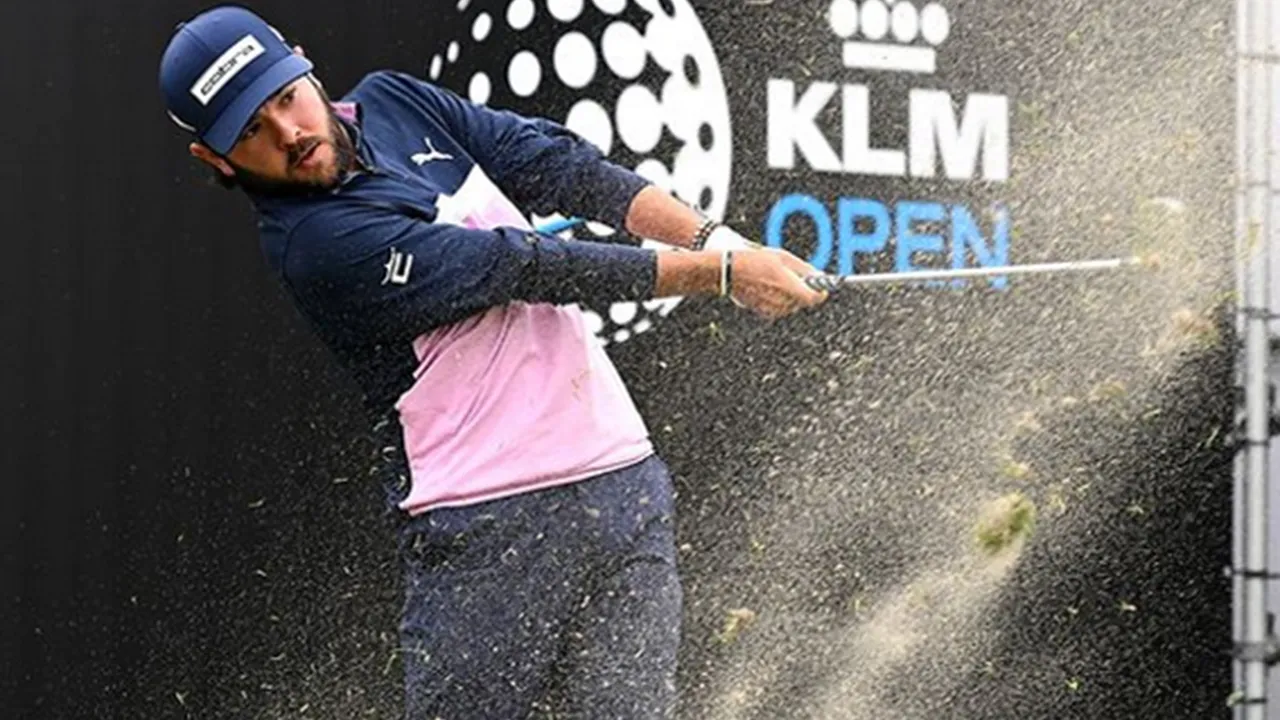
190 34 265 105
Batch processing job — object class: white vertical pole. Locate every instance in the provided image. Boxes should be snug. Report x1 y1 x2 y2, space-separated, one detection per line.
1235 0 1272 716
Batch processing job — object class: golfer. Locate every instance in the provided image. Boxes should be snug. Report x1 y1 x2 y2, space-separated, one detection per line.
159 5 826 718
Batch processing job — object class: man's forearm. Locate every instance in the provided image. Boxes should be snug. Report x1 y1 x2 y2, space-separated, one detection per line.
653 250 724 297
620 185 763 298
621 185 706 248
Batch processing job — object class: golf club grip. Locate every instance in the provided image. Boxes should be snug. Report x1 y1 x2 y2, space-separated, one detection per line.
806 274 843 292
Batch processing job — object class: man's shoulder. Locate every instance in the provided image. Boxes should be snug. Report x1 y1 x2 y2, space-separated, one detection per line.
254 193 358 270
342 69 450 108
255 200 323 276
258 188 421 280
254 192 334 234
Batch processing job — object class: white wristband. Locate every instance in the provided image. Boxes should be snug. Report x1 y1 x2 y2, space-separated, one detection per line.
704 225 761 252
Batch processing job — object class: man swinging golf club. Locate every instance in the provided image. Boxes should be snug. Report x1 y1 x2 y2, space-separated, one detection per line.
158 5 827 718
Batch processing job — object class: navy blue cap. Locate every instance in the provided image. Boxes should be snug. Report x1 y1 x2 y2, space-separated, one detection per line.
159 5 313 155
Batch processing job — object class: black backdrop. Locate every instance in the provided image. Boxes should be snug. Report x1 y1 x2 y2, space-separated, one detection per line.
2 1 1237 718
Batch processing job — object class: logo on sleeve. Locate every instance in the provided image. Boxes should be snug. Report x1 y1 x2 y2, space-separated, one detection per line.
382 248 414 285
410 136 454 166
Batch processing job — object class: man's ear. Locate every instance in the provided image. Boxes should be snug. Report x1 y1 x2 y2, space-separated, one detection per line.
189 143 234 178
293 44 305 57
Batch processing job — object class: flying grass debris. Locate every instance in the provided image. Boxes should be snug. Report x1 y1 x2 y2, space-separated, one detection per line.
1046 488 1069 516
1089 380 1127 401
906 583 940 610
1171 307 1220 347
1013 411 1043 433
974 493 1037 556
1201 425 1222 449
717 608 758 645
999 458 1034 481
847 594 867 615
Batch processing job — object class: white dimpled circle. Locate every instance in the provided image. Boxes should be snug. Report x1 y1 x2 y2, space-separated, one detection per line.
507 0 536 28
615 85 662 153
592 0 626 15
828 0 858 38
564 99 613 154
548 0 584 22
508 51 542 96
554 32 598 88
427 0 733 347
890 2 918 43
469 72 492 104
634 158 673 190
859 0 889 40
601 22 646 79
609 303 638 325
920 2 950 45
473 12 494 40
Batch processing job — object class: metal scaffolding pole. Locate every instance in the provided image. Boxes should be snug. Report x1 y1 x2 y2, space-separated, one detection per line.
1233 0 1275 716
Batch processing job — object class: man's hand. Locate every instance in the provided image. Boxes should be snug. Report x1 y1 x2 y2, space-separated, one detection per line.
726 247 829 320
652 222 829 319
700 224 828 320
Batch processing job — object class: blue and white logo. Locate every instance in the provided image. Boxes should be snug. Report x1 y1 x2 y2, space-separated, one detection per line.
763 0 1013 288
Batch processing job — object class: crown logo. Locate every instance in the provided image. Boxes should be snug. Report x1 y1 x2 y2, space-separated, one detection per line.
828 0 952 74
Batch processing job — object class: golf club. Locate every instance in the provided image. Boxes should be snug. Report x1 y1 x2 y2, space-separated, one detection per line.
803 255 1157 292
530 218 1156 294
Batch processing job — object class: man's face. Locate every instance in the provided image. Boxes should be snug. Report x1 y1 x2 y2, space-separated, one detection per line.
217 76 351 193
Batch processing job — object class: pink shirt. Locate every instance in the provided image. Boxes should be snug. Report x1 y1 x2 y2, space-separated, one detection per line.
392 166 654 515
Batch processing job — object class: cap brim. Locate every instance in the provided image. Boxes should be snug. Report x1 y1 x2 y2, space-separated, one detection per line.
202 53 315 156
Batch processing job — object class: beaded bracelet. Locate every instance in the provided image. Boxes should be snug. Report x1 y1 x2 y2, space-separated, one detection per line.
692 217 718 251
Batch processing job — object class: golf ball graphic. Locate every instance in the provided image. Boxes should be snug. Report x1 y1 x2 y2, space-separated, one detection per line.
427 0 734 346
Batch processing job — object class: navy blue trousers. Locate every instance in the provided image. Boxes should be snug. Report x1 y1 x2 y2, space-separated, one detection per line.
390 455 682 719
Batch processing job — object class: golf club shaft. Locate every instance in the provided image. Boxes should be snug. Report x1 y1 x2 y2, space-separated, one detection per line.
531 218 1144 292
804 256 1143 291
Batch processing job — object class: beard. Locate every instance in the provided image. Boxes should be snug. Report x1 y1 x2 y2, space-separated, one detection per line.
227 108 359 198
